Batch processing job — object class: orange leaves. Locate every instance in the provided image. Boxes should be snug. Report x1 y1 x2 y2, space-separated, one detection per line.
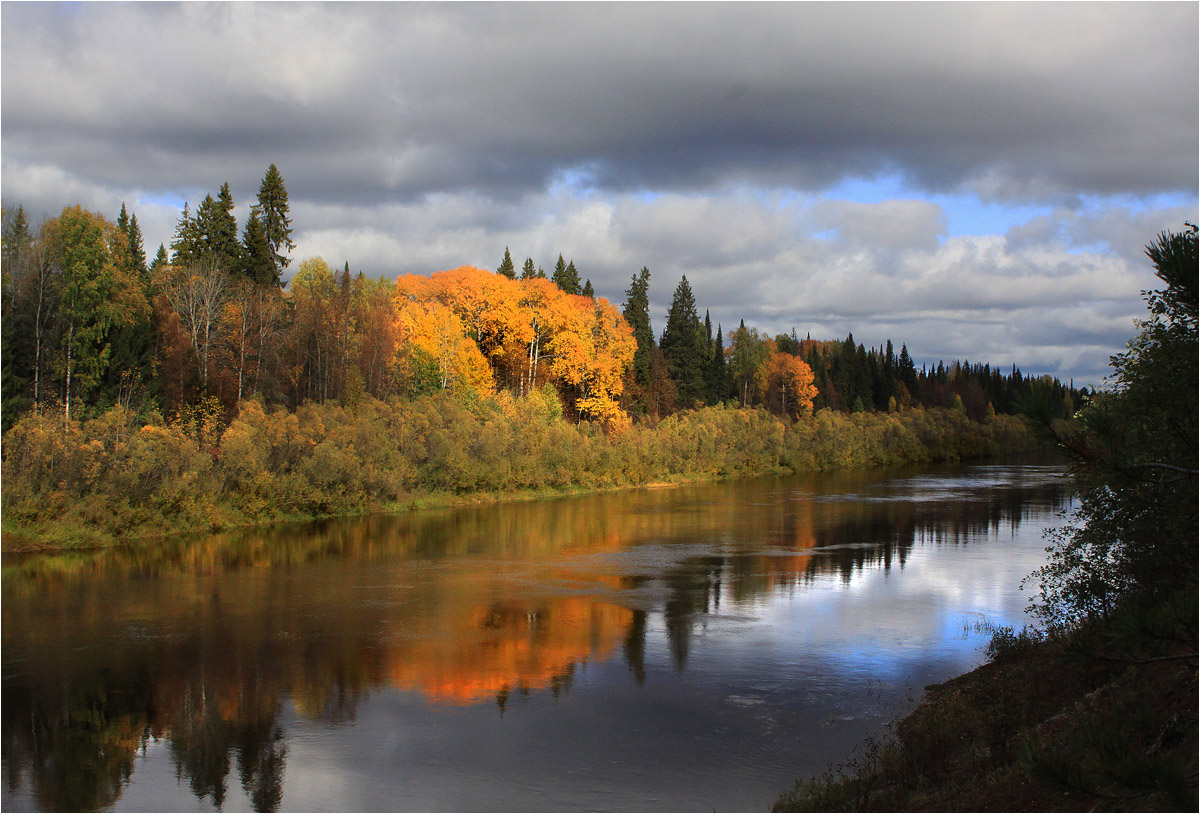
393 295 495 397
392 266 633 425
766 350 817 418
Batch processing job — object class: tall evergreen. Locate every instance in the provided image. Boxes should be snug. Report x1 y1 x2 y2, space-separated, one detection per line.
212 182 240 270
497 247 516 279
170 203 198 266
660 275 708 407
582 278 594 298
622 267 654 389
256 163 294 274
127 214 147 280
552 254 580 294
116 202 131 259
1 205 31 272
708 323 730 404
898 344 917 392
520 257 537 280
241 208 277 286
150 243 169 272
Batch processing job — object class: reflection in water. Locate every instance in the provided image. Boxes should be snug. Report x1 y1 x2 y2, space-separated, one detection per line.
2 463 1070 812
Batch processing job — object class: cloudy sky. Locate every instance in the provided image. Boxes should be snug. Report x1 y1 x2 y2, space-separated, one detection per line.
3 2 1196 387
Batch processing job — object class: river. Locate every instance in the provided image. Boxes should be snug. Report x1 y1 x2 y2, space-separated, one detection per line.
1 460 1072 812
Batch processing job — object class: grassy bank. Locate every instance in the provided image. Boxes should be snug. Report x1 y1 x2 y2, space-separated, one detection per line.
773 590 1198 812
1 391 1039 551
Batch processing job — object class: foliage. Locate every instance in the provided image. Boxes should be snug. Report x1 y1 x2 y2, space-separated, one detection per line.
2 397 1039 547
1028 226 1198 626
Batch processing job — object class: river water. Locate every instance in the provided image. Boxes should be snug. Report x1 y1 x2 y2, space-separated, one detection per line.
1 461 1072 812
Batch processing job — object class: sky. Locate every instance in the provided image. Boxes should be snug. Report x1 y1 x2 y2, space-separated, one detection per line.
2 2 1196 389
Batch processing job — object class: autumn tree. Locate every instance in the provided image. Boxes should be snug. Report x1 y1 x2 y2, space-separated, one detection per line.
157 256 229 395
728 321 771 407
766 350 817 418
45 207 148 422
100 204 155 412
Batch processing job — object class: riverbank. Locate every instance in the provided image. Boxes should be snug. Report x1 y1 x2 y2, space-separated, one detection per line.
1 394 1040 552
772 589 1199 812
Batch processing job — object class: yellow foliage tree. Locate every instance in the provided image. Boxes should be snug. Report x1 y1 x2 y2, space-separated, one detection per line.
766 350 818 418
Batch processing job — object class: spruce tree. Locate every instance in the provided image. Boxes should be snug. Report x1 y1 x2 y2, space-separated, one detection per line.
116 202 130 244
520 257 537 280
497 247 516 279
552 254 581 294
708 323 730 404
170 203 199 266
212 182 240 270
1 205 31 269
151 244 169 271
898 344 917 392
582 278 594 298
241 208 277 286
127 214 147 280
660 275 707 407
256 163 294 273
622 267 654 388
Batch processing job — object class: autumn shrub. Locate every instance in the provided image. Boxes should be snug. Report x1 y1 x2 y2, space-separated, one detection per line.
2 388 1042 546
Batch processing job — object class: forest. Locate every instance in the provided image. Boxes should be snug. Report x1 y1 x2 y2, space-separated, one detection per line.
0 165 1081 546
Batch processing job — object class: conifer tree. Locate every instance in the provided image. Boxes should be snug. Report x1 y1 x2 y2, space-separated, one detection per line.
520 257 537 280
622 267 654 388
497 247 516 279
116 202 130 250
170 203 198 266
256 163 294 273
552 254 581 294
127 213 147 280
211 182 240 270
660 275 707 407
150 243 169 272
582 278 594 298
898 344 917 392
241 208 277 286
708 323 730 404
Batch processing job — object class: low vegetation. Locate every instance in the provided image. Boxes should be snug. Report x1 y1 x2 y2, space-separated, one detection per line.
1 394 1036 550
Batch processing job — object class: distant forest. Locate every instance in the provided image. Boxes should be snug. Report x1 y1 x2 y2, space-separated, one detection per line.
1 164 1083 435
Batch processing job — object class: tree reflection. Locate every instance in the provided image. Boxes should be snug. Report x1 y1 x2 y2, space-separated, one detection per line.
2 465 1070 811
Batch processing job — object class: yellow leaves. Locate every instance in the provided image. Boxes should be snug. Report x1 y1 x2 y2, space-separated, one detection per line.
766 351 818 417
391 266 633 423
394 294 495 397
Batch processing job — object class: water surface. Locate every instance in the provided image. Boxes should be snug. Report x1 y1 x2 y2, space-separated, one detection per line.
1 461 1071 812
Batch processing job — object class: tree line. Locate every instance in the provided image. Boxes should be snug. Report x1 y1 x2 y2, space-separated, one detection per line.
1 163 1081 438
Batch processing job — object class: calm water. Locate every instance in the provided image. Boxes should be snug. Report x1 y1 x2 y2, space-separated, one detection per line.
1 461 1072 812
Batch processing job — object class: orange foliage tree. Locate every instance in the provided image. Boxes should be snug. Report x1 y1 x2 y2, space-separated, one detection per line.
765 350 818 418
391 267 633 427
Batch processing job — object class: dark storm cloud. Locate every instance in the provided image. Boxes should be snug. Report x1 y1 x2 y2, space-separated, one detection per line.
2 2 1195 388
3 2 1196 208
